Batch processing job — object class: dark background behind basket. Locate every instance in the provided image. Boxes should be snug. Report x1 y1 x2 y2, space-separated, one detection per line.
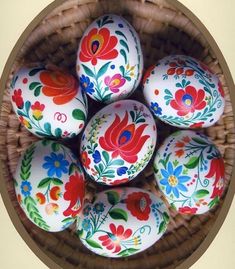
0 1 235 269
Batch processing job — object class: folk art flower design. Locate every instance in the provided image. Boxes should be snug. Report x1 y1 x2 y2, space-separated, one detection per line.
126 192 152 220
79 27 118 66
98 224 132 253
77 189 169 257
12 88 24 108
99 112 150 163
104 74 126 93
63 172 85 217
79 75 95 94
43 152 69 177
40 70 78 105
155 131 225 215
31 101 45 120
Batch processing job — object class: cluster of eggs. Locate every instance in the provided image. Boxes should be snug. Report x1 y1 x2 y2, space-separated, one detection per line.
11 14 225 258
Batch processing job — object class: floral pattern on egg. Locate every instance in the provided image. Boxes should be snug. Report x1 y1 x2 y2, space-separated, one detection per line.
14 140 85 232
77 188 169 258
10 66 87 138
80 100 157 185
77 14 143 103
154 130 225 214
143 55 225 128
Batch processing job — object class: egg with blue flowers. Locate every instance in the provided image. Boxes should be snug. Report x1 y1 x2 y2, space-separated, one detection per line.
14 140 85 232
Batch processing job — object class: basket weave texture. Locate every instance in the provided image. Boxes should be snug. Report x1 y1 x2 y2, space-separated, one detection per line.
0 0 235 269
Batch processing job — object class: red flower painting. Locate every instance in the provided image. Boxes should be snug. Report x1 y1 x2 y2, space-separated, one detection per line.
178 206 198 215
12 89 24 109
205 157 225 199
63 172 85 217
40 70 78 105
79 28 118 65
170 85 206 116
99 112 150 163
126 191 151 220
98 224 132 253
81 151 91 169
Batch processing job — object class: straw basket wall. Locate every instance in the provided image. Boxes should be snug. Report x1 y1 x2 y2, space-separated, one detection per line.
0 0 235 269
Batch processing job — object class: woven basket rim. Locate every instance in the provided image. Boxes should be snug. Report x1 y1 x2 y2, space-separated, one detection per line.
0 1 235 269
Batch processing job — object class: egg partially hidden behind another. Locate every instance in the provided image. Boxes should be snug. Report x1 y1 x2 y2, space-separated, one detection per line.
77 14 143 103
143 55 225 128
77 187 169 258
10 66 87 138
80 100 157 185
14 140 85 232
154 130 225 215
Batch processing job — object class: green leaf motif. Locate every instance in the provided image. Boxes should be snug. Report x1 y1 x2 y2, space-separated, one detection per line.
69 163 78 175
194 189 209 199
106 191 120 205
44 122 52 136
72 109 86 121
158 221 167 234
163 212 170 223
120 49 127 64
115 30 128 40
102 151 110 164
25 101 31 113
20 144 35 180
117 248 139 257
110 159 124 166
81 64 95 77
184 157 199 169
29 67 44 76
54 128 62 138
109 208 128 222
120 40 129 52
37 177 51 188
62 217 74 223
192 137 208 145
86 239 102 249
24 196 50 231
52 178 63 185
97 61 111 78
208 196 220 208
29 82 41 90
51 142 60 152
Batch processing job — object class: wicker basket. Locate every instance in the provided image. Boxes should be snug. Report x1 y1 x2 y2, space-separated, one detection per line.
0 0 235 268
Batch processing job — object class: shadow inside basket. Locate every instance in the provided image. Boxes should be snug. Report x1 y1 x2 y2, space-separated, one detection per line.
1 0 234 268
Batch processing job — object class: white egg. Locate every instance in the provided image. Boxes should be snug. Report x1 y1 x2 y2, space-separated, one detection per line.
10 66 87 138
143 55 225 128
154 130 225 215
77 187 169 258
77 14 143 103
14 140 85 232
80 100 157 185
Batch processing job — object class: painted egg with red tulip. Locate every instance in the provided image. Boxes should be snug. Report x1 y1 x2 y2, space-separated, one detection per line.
80 99 157 185
77 187 169 257
154 130 225 215
14 140 85 232
76 14 143 103
10 66 87 138
143 55 225 128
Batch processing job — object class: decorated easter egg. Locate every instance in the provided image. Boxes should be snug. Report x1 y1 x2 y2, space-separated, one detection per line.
143 55 225 128
14 140 85 232
77 187 169 257
10 66 87 138
80 100 157 185
154 130 225 215
76 14 143 103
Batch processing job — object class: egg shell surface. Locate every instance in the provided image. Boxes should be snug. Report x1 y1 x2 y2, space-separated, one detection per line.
10 66 87 138
154 130 225 215
77 14 143 103
14 140 85 232
143 55 225 128
80 99 157 185
77 187 169 258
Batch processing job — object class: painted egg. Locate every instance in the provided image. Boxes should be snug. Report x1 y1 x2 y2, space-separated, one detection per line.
143 55 225 128
80 99 157 185
76 14 143 103
77 187 169 258
10 66 87 138
14 140 85 232
154 130 225 215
